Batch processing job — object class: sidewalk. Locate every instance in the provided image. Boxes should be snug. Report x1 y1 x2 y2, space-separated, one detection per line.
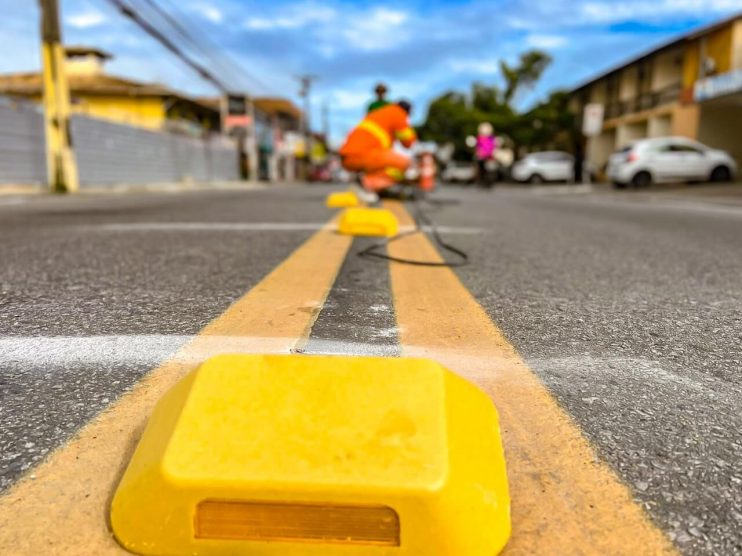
0 181 267 197
594 181 742 206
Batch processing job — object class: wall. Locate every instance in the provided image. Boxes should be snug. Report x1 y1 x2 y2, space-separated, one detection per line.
683 23 734 88
619 66 638 101
73 96 166 130
652 48 683 91
616 121 647 148
0 97 46 185
586 129 616 170
648 114 672 137
672 103 700 138
0 96 239 186
732 19 742 70
588 80 608 104
697 101 742 166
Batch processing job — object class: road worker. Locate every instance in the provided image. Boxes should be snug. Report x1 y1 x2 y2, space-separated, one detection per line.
339 100 417 193
367 82 390 113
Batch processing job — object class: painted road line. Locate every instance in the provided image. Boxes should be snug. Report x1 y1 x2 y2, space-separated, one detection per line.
0 220 352 555
385 200 677 555
83 222 484 234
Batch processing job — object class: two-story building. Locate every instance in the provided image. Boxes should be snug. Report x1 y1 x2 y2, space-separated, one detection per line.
571 13 742 173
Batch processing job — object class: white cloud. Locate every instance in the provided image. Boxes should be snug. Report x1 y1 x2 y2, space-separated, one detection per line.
525 34 567 49
581 0 741 23
193 4 224 24
331 89 373 110
67 11 106 29
341 8 410 51
244 4 336 30
448 58 500 75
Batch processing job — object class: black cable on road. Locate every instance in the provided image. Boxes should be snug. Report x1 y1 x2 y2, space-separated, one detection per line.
357 193 470 268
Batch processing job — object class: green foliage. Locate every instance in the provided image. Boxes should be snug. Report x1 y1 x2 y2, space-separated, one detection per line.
418 49 574 160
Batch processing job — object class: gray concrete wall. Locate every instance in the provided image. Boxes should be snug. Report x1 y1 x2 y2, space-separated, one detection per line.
0 96 240 187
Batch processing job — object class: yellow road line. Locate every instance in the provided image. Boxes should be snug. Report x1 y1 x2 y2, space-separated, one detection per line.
385 201 676 555
0 221 352 555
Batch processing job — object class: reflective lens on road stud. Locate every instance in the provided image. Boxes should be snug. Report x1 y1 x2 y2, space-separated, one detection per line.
326 191 361 208
338 207 399 237
110 354 511 555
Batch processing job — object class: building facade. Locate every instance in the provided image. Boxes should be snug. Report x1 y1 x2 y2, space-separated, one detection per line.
571 14 742 173
0 47 220 134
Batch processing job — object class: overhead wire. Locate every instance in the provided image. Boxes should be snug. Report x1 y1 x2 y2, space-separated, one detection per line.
100 0 229 92
134 0 276 95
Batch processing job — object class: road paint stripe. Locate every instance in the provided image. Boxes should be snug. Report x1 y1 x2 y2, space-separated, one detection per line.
84 222 484 234
384 200 676 555
0 219 352 555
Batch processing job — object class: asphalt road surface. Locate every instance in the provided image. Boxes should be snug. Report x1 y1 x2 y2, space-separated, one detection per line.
1 183 740 555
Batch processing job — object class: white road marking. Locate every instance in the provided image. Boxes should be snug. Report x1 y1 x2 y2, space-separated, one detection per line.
0 334 316 367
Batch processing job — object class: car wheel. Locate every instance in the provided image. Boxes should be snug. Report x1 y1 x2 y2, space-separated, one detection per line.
632 171 651 188
710 165 732 183
528 174 545 184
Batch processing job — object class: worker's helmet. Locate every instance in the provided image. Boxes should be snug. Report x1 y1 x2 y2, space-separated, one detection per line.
374 83 388 95
398 100 413 114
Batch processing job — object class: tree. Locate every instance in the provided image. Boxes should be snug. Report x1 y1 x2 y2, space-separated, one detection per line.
500 51 553 105
418 49 569 161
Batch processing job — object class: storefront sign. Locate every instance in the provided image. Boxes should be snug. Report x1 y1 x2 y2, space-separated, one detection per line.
694 69 742 102
582 103 604 137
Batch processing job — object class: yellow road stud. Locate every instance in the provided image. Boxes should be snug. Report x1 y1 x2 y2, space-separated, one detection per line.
326 190 360 208
111 354 511 555
338 207 399 237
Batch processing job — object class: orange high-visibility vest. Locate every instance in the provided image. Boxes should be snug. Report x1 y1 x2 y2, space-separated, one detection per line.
340 104 416 156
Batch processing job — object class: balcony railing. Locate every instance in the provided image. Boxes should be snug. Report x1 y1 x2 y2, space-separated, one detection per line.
604 83 683 119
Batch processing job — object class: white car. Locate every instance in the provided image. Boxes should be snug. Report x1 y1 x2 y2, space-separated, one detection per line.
607 137 737 188
512 151 588 183
442 161 476 184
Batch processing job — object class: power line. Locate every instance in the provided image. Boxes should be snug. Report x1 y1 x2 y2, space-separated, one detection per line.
101 0 229 92
131 0 256 93
158 0 277 95
127 0 277 96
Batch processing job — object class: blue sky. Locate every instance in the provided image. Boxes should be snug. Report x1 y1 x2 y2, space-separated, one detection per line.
2 0 740 143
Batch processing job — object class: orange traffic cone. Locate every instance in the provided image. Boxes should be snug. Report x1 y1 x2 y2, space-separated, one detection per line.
419 152 436 191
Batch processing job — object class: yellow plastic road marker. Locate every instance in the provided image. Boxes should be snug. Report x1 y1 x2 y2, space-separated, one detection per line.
0 221 352 555
384 201 677 555
338 207 399 237
326 190 360 208
111 354 510 555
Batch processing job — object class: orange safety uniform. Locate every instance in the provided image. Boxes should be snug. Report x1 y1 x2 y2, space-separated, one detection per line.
339 104 417 191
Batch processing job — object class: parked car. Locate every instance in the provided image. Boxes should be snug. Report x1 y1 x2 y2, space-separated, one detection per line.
607 137 737 188
442 161 476 184
511 151 592 183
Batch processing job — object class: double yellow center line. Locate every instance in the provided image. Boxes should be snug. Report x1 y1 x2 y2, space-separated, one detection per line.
0 204 675 554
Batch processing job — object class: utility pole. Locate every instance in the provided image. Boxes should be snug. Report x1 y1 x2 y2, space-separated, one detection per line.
39 0 79 193
296 74 318 178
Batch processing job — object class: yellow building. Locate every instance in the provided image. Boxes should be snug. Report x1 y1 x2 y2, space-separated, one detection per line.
571 13 742 172
0 46 219 134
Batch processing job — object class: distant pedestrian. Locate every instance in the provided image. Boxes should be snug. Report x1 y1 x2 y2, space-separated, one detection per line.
573 136 585 184
367 83 390 113
475 122 497 186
